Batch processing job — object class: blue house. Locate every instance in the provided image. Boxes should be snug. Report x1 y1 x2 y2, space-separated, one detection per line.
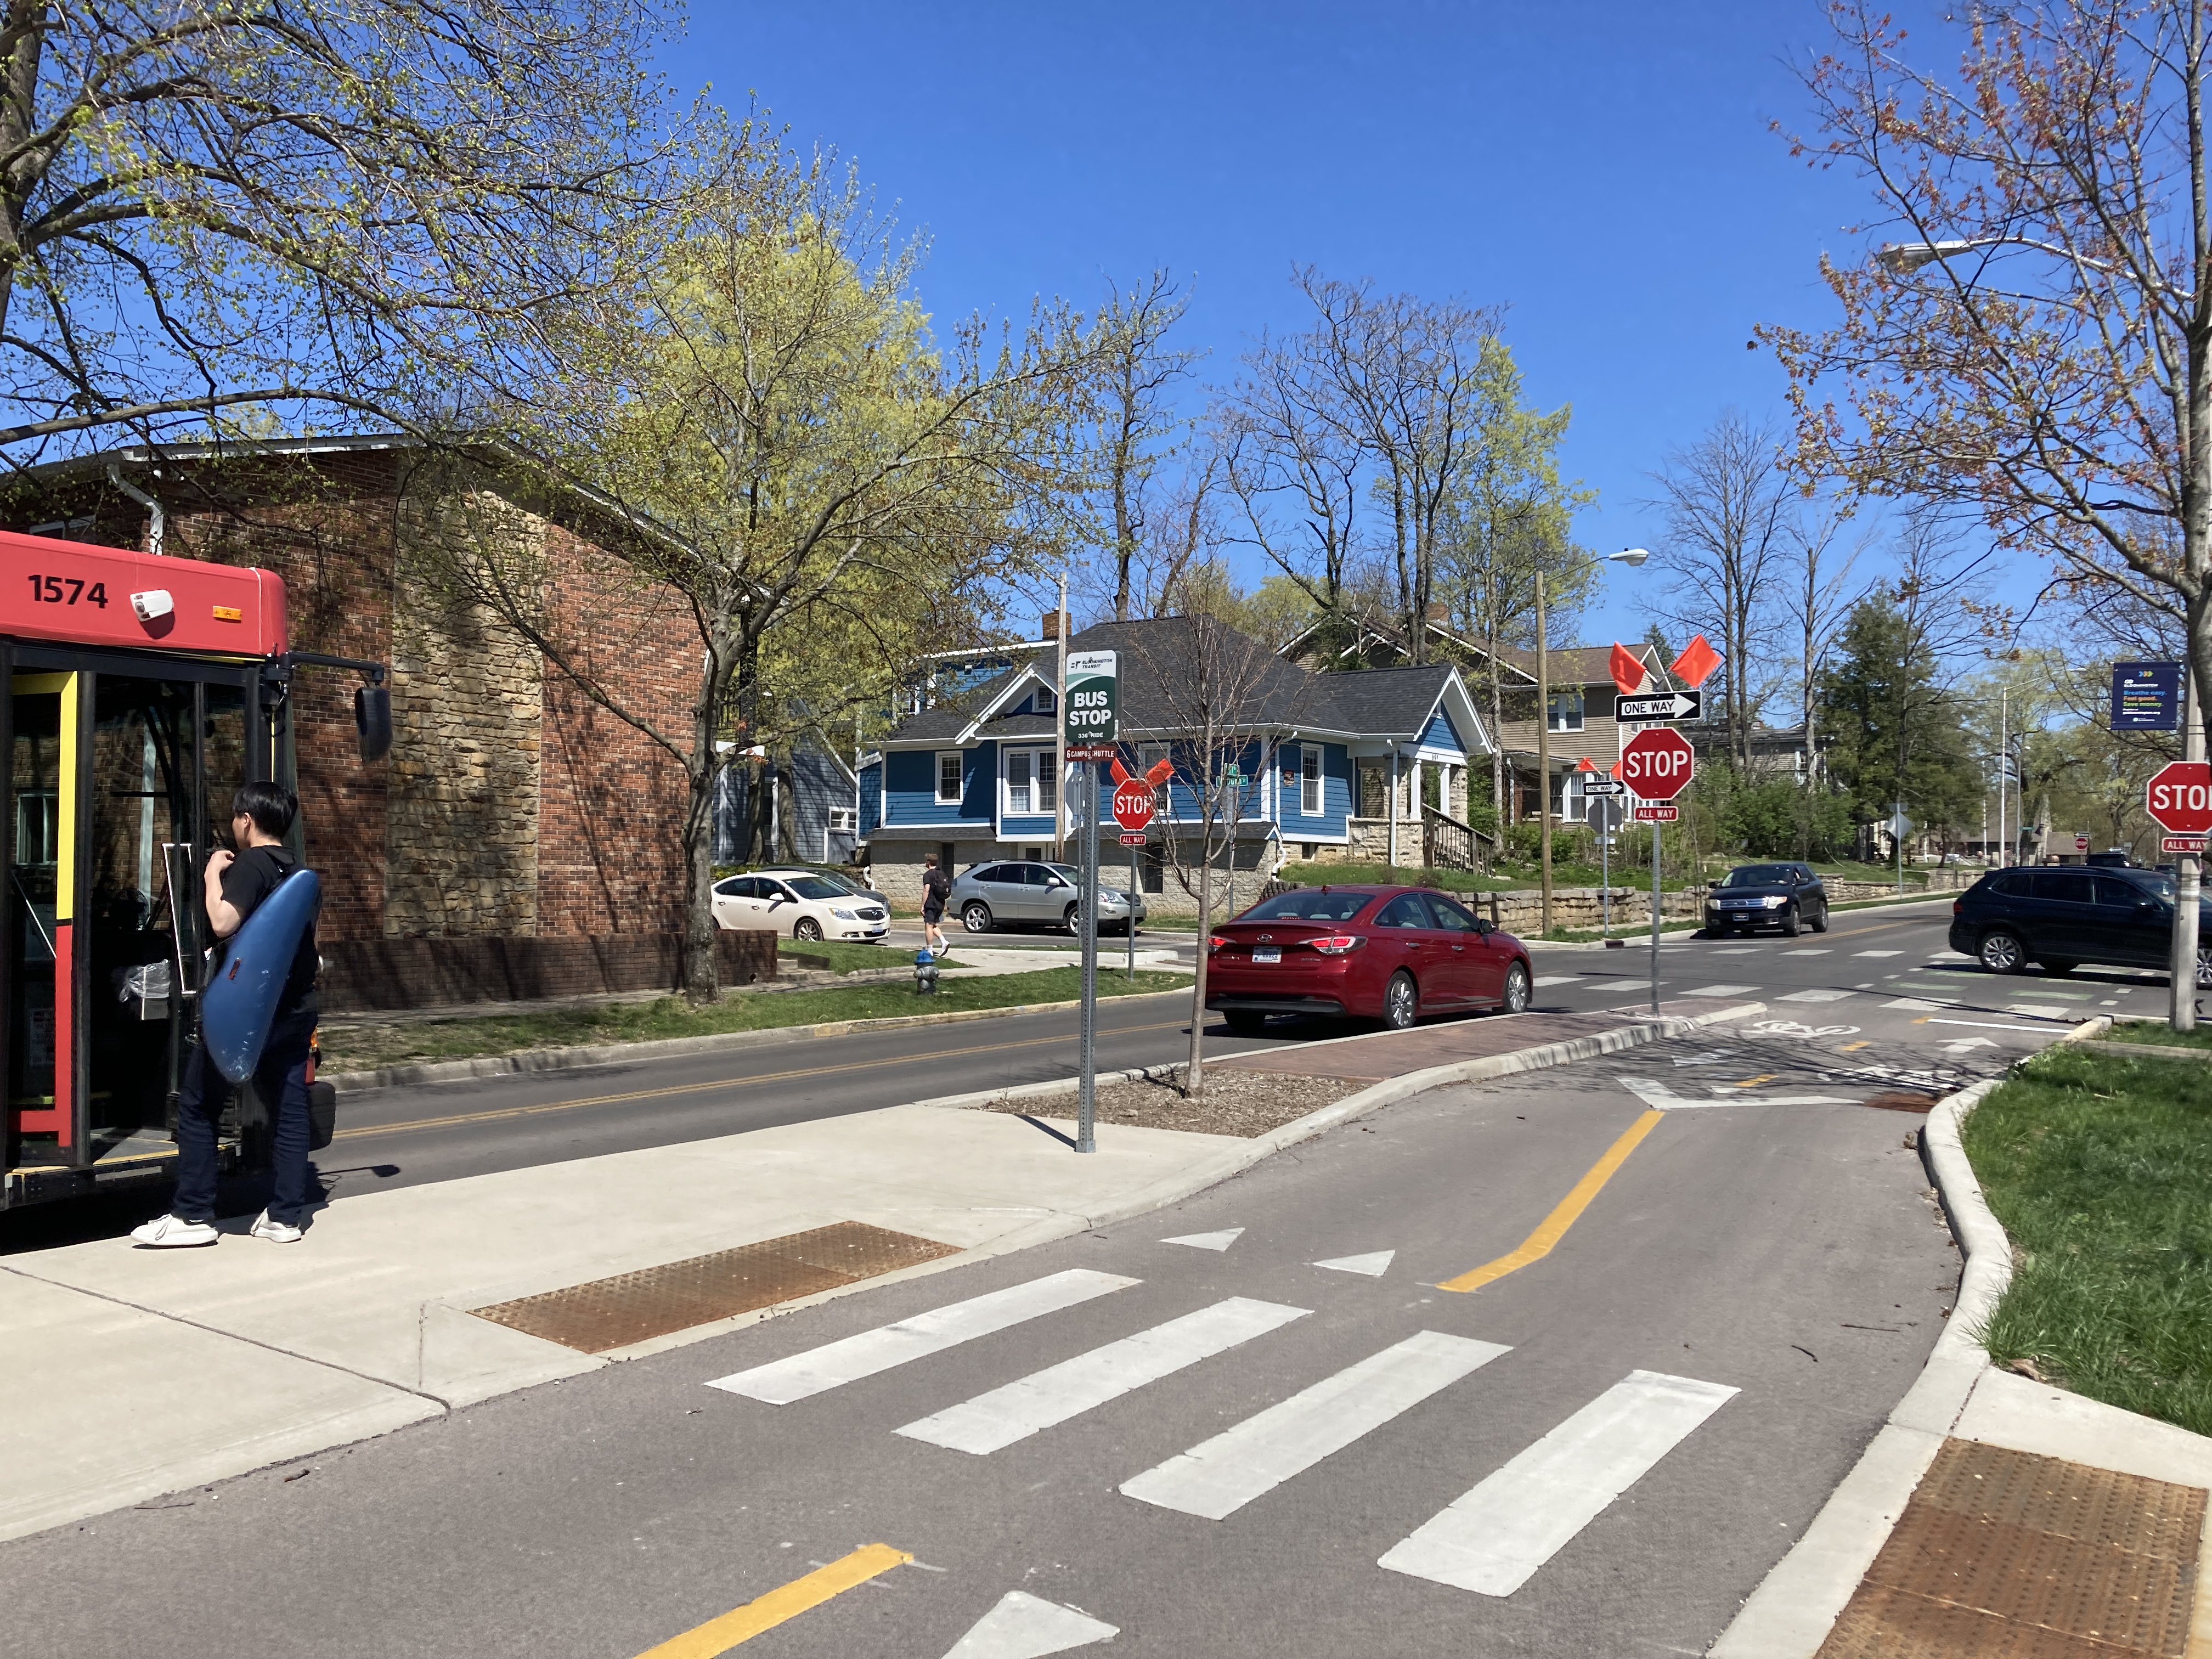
857 617 1492 908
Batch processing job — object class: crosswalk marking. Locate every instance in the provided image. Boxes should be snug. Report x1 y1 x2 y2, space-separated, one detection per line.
1776 988 1855 1002
705 1270 1138 1405
895 1297 1310 1455
1312 1250 1395 1277
1532 974 1583 986
1853 950 1901 957
1120 1331 1510 1520
1680 984 1758 997
940 1591 1118 1657
1706 947 1759 953
1161 1228 1243 1251
1378 1369 1737 1597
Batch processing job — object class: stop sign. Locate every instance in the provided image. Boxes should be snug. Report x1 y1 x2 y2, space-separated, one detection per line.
1620 727 1696 802
2146 760 2212 833
1113 776 1156 833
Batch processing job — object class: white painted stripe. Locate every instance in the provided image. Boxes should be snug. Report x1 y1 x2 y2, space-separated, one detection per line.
2005 1004 2073 1018
1312 1250 1395 1277
1532 974 1583 986
895 1297 1308 1455
1922 1015 2071 1031
1161 1228 1243 1251
1707 947 1759 954
1379 1369 1737 1596
1853 950 1901 957
706 1269 1138 1404
1121 1331 1509 1520
1680 984 1758 997
1776 988 1855 1002
1782 948 1831 955
940 1591 1118 1657
1602 979 1657 991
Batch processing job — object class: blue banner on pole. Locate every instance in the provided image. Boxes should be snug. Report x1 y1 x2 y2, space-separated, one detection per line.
2112 661 2182 730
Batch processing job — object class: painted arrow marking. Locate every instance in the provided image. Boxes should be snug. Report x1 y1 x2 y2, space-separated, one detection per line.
1161 1228 1243 1252
1312 1250 1396 1278
1620 1076 1855 1110
940 1591 1118 1656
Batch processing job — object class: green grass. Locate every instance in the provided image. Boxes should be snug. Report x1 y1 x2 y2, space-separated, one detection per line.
1276 859 1700 894
778 938 906 974
321 968 1187 1074
1961 1045 2212 1436
2097 1020 2212 1051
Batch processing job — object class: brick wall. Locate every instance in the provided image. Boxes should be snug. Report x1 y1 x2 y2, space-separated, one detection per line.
319 928 775 1012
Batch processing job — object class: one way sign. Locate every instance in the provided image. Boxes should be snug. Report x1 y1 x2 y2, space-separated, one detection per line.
1613 690 1703 722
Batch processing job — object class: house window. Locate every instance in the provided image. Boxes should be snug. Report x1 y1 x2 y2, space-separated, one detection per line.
1301 746 1324 816
1032 682 1057 714
829 806 858 833
1547 690 1585 732
936 751 963 804
1003 747 1057 816
1551 771 1587 822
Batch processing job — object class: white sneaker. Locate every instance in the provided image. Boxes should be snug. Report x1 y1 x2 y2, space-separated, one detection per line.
131 1214 218 1248
249 1211 303 1244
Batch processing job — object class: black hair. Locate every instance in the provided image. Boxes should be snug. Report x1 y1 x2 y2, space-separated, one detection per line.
232 780 297 840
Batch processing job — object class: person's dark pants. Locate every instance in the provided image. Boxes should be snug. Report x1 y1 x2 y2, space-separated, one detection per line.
171 1031 314 1225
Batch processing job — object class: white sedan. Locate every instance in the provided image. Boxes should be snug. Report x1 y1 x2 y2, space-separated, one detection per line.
712 870 890 941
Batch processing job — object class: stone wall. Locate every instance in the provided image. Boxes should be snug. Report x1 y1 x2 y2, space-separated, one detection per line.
320 928 775 1012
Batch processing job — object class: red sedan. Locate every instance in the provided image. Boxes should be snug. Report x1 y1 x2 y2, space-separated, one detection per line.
1205 884 1536 1033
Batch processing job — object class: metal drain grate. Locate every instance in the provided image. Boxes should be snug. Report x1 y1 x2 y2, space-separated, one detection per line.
1816 1438 2205 1657
1863 1091 1941 1113
469 1222 962 1353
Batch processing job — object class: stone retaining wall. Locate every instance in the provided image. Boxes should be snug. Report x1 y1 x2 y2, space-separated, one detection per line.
320 929 776 1012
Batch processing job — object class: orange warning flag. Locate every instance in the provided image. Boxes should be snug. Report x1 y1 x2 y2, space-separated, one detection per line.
1672 634 1722 688
1607 642 1648 696
1576 757 1597 771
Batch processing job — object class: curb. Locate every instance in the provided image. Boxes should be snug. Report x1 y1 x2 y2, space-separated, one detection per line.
324 988 1190 1097
1534 893 1957 952
1707 1014 2109 1658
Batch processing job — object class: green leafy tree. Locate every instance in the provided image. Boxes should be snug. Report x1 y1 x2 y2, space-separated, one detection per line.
1821 593 1978 851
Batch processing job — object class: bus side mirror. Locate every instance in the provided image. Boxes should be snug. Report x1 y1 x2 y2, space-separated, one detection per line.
356 684 392 763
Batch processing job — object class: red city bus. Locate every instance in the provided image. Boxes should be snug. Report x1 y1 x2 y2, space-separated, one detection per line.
1 529 387 1210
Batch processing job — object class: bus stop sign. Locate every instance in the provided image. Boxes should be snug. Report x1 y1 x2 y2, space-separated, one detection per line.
1620 727 1696 802
1064 650 1118 761
2147 760 2212 834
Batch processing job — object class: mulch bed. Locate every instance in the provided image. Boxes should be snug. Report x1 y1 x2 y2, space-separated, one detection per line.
973 1066 1365 1138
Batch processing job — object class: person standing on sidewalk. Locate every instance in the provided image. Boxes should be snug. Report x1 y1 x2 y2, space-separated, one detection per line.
131 782 322 1248
920 853 951 957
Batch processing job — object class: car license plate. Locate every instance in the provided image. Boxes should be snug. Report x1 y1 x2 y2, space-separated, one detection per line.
1252 946 1281 963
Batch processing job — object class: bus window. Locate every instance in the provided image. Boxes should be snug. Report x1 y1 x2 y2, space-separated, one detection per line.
9 681 60 1143
202 684 246 854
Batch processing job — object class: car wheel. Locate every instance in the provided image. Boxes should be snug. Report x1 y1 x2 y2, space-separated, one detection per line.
2197 945 2212 988
1780 906 1802 938
962 901 993 934
1063 902 1082 934
1224 1009 1267 1036
2040 959 2079 977
1979 929 2027 975
1382 971 1419 1030
1809 907 1829 934
794 917 823 942
1500 962 1531 1014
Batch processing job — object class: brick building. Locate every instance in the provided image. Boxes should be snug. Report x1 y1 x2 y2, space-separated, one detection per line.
3 437 696 951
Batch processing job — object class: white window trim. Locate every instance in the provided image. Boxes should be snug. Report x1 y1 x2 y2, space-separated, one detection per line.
1300 744 1324 817
1546 689 1586 733
1000 745 1059 818
935 750 964 804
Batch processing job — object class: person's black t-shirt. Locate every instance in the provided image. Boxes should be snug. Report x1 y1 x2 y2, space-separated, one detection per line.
217 845 320 1039
921 868 949 915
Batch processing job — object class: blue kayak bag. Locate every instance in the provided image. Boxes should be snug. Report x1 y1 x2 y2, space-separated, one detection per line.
201 867 321 1083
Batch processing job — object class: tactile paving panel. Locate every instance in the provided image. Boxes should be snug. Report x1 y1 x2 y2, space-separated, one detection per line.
1815 1440 2205 1658
469 1222 962 1353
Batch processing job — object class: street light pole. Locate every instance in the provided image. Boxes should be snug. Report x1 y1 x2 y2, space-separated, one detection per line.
1534 548 1650 939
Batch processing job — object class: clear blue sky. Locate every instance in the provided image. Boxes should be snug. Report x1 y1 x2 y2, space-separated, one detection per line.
680 1 1926 648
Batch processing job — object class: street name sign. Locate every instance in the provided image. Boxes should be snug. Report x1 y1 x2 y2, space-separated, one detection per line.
1613 690 1703 723
1619 727 1696 802
2146 760 2212 835
1064 650 1119 761
2112 661 2182 731
1632 803 1679 822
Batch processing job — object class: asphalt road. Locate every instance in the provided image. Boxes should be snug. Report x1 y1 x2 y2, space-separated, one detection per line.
0 896 2098 1656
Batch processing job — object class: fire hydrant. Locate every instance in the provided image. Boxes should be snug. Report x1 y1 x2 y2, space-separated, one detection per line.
913 947 940 995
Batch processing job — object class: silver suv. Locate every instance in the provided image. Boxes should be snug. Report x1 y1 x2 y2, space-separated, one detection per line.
947 860 1147 936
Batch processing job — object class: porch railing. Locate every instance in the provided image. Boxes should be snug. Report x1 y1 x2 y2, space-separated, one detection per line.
1421 804 1497 873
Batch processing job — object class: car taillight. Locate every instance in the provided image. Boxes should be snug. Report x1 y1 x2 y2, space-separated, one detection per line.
1309 935 1363 954
1953 900 1963 915
1208 935 1231 954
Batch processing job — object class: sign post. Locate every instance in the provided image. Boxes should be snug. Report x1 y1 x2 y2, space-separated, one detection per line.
1621 728 1697 1017
1113 769 1155 985
1063 651 1118 1153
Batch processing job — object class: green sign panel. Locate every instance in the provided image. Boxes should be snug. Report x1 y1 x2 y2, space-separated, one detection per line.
1064 649 1118 754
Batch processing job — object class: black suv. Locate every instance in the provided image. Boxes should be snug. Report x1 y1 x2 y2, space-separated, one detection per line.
1704 862 1830 937
1949 865 2212 981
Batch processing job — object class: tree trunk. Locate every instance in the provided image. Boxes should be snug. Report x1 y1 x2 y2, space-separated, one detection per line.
680 758 720 1004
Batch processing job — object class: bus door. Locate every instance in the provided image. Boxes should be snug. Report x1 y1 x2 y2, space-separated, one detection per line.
6 655 254 1195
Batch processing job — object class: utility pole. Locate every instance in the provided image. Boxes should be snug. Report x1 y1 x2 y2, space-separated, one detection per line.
1997 687 2007 866
1053 574 1069 859
1536 572 1553 935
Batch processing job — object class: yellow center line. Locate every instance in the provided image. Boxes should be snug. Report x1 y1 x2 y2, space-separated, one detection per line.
332 1019 1196 1142
1839 1041 1870 1051
633 1544 912 1658
1731 1073 1778 1088
1438 1109 1666 1294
